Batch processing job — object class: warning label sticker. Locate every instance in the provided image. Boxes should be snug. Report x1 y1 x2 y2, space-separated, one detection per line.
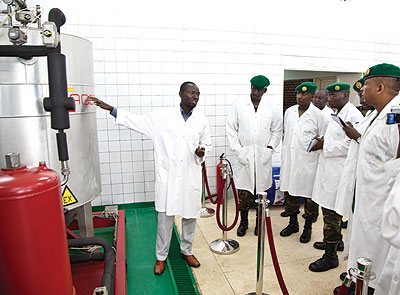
62 186 78 207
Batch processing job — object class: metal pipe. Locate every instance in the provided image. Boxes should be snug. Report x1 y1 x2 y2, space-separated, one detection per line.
349 257 375 295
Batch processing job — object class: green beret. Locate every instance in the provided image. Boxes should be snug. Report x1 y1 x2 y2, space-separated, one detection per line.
363 63 400 80
250 75 270 90
295 82 317 93
353 77 365 92
326 82 350 93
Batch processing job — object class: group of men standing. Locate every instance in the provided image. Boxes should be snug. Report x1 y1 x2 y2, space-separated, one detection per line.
228 64 400 295
89 63 400 295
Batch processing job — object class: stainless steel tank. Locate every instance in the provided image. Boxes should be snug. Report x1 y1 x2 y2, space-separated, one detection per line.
0 29 101 210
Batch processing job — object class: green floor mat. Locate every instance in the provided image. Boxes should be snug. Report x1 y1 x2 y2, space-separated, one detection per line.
93 202 200 295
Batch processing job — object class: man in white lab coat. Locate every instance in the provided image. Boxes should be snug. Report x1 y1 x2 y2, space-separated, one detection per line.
309 82 363 272
346 63 400 292
313 89 334 119
375 130 400 295
280 82 328 243
226 75 282 237
89 82 211 275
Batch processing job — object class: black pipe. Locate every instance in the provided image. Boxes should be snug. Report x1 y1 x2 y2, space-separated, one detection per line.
68 237 115 295
70 252 105 264
0 45 60 59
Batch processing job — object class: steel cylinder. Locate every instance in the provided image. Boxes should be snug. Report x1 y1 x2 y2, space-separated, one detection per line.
0 161 73 295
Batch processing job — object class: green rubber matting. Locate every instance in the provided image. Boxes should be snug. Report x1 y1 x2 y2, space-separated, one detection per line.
93 202 200 295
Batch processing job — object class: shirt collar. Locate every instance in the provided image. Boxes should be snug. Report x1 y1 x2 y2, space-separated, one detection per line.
180 104 194 121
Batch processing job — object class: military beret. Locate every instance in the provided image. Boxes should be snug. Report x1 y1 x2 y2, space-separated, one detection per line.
363 63 400 80
295 82 318 93
326 82 350 93
250 75 270 90
353 77 365 92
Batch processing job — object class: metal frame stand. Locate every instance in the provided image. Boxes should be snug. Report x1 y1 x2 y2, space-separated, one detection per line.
247 192 270 295
349 257 376 295
200 164 215 218
210 161 239 255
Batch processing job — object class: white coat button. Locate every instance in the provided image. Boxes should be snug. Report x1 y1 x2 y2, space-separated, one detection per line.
394 275 399 281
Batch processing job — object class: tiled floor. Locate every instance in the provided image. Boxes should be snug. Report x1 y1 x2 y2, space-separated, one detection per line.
175 200 348 295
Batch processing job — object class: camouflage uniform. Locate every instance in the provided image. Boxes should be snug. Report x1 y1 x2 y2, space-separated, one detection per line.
238 189 255 211
322 207 342 244
284 192 319 218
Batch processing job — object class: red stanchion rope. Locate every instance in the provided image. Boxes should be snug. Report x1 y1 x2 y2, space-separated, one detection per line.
265 215 290 295
201 162 217 204
337 284 351 295
215 176 239 231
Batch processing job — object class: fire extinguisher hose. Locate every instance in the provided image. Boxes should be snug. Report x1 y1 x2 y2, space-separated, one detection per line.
202 162 217 204
215 176 240 231
265 215 290 295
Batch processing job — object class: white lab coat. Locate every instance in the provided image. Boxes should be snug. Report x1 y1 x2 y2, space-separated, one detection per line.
347 95 400 289
115 107 211 219
321 105 334 120
280 103 328 198
226 97 282 194
375 158 400 295
312 102 364 210
335 110 377 218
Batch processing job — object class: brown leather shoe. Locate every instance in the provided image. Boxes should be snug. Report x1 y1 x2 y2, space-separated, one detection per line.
154 260 166 275
181 254 200 268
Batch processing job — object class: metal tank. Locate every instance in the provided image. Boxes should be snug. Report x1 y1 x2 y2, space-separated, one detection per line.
0 29 101 210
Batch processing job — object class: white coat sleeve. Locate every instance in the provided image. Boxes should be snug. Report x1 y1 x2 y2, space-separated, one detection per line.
196 119 212 164
267 106 283 149
226 103 242 155
114 108 154 138
382 159 400 248
318 112 329 136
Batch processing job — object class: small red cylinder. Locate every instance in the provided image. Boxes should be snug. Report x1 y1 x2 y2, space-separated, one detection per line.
0 162 73 295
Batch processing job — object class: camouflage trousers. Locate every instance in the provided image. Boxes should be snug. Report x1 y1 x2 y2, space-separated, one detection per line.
284 192 319 219
322 207 343 244
238 189 256 211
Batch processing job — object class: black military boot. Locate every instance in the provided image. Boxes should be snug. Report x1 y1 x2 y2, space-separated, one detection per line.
309 242 339 272
313 240 344 251
237 210 249 237
280 214 299 237
300 218 312 243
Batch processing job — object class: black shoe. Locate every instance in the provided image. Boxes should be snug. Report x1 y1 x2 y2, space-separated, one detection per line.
341 220 348 229
309 243 339 272
281 211 289 217
254 211 260 236
280 214 299 237
237 210 248 237
300 218 313 243
313 240 344 251
340 272 347 281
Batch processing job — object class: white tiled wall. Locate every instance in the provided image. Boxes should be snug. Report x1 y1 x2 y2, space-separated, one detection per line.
34 0 400 206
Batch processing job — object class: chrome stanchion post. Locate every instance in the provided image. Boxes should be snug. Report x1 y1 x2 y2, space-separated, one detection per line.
247 192 269 295
210 160 240 255
349 257 376 295
200 164 215 218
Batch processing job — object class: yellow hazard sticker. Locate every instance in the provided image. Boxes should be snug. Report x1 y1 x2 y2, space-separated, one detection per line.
62 185 78 206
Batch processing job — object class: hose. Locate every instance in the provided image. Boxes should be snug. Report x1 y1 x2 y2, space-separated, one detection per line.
68 237 115 295
265 215 289 295
215 176 240 231
202 162 217 204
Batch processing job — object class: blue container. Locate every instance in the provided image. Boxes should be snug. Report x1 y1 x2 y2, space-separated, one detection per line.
266 167 281 205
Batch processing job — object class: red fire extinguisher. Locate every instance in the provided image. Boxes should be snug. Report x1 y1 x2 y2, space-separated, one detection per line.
216 153 224 191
